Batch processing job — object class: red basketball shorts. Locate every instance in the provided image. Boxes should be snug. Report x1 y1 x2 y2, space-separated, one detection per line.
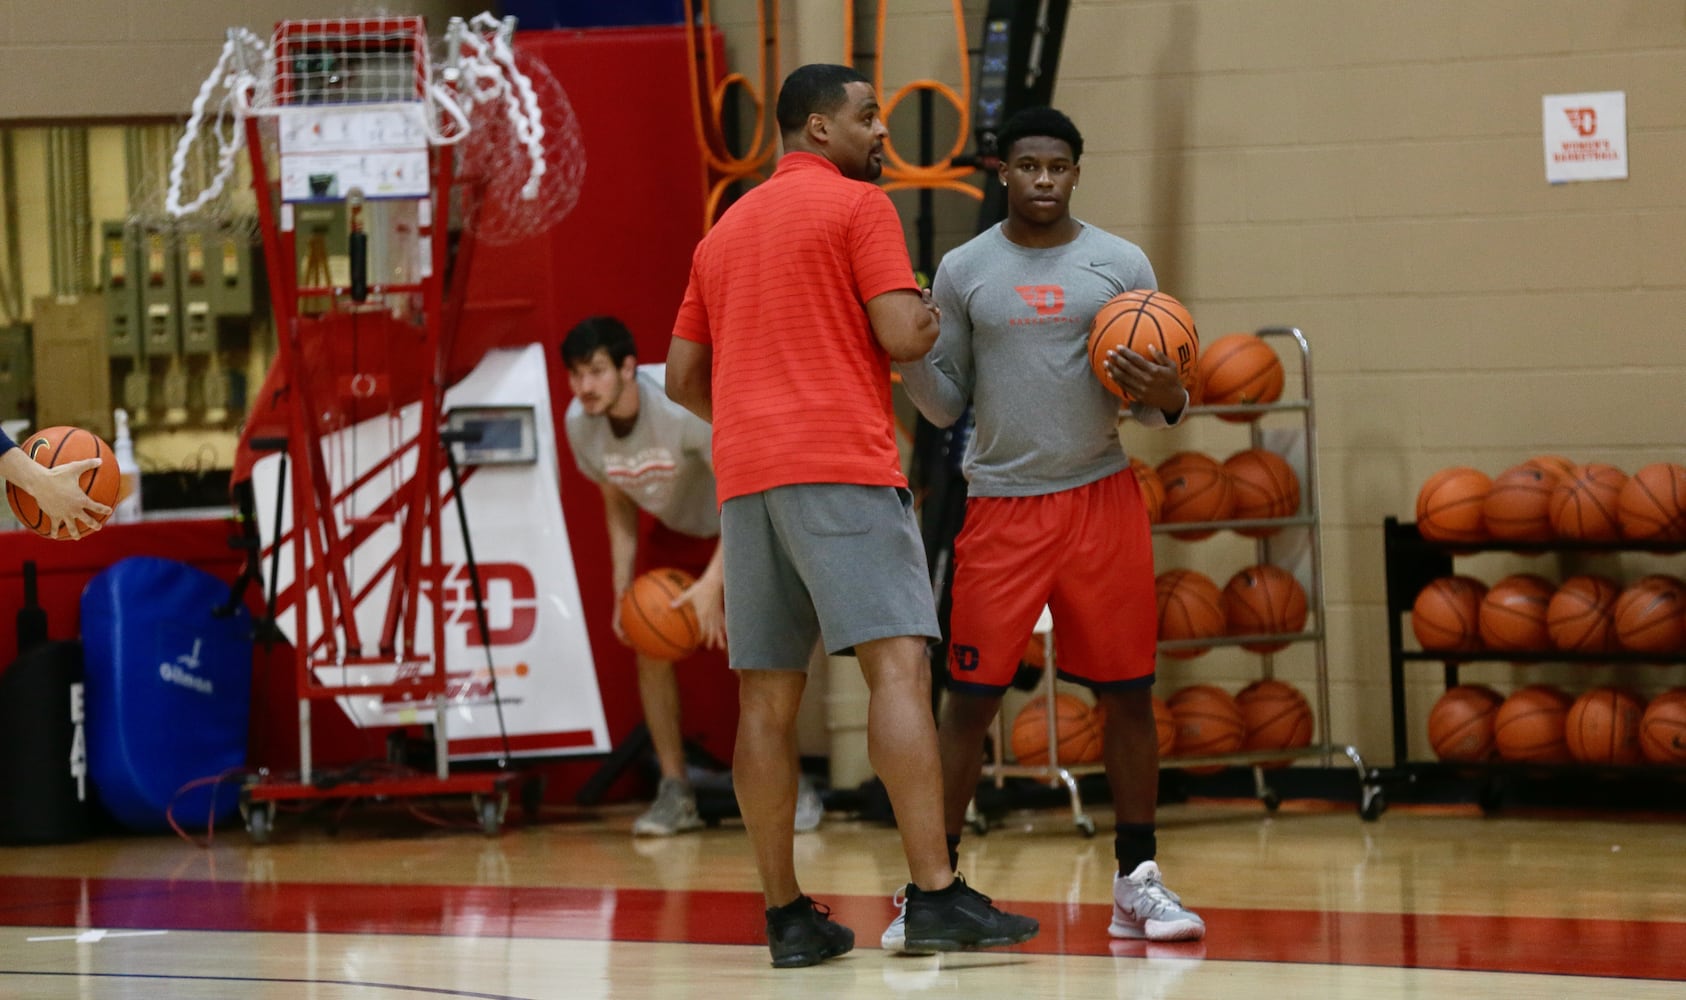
946 467 1157 693
637 517 718 578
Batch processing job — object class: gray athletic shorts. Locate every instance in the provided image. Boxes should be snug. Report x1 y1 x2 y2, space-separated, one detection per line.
720 483 941 670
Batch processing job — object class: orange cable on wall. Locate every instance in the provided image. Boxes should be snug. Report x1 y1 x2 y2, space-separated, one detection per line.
682 0 781 229
867 0 980 200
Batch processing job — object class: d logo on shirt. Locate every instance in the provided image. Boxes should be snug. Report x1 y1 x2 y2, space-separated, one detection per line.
1015 285 1064 317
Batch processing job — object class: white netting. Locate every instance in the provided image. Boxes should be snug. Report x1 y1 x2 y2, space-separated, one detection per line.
260 16 429 109
165 12 581 244
453 45 584 246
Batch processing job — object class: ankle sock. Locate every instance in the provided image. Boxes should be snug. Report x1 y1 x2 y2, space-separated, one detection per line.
1115 823 1156 875
946 833 961 872
769 895 811 918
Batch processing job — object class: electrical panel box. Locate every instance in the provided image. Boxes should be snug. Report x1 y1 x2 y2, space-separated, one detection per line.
208 228 257 316
102 221 142 359
140 227 181 356
0 324 32 420
179 232 215 356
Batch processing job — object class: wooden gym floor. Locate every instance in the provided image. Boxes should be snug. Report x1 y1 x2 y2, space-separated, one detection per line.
1 798 1684 998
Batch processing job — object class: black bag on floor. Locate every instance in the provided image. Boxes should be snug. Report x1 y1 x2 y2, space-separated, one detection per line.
0 640 88 845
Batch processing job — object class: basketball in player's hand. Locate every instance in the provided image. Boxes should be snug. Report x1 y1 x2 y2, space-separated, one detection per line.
619 569 701 661
4 425 120 540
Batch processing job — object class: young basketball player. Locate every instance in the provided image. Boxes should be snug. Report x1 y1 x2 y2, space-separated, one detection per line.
896 106 1206 944
0 426 111 538
666 64 1039 967
563 317 823 837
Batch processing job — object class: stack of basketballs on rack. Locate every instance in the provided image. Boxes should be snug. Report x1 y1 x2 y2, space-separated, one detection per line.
1410 456 1686 767
1009 640 1316 772
1009 329 1319 771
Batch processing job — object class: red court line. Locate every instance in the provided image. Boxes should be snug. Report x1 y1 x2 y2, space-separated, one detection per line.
3 875 1683 981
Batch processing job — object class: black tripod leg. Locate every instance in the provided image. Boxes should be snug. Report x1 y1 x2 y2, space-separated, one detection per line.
441 439 513 768
576 722 652 806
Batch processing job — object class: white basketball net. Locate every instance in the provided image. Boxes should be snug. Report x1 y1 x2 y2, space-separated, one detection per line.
165 12 576 239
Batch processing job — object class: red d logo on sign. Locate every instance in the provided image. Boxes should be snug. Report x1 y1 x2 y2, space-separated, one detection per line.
1564 107 1597 137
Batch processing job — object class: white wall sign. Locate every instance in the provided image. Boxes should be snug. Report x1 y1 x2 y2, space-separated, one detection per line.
1542 91 1627 184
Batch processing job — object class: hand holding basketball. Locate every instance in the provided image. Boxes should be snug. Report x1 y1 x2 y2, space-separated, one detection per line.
3 426 119 540
669 566 726 650
1104 344 1189 413
1087 289 1199 404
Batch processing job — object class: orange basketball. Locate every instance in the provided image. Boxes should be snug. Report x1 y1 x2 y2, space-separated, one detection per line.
618 568 701 661
1639 688 1686 765
1525 454 1576 480
1155 569 1226 658
1167 684 1245 769
1411 576 1488 652
1130 455 1165 524
1196 333 1283 421
1565 687 1646 766
1545 574 1621 653
1476 573 1555 652
1612 575 1686 654
1415 467 1491 543
1616 462 1686 541
1481 463 1562 543
1493 685 1573 763
1087 289 1199 402
1548 463 1627 541
1155 451 1233 540
1012 693 1102 766
1223 448 1300 537
1235 679 1313 763
1221 565 1308 653
1427 684 1503 761
4 425 121 540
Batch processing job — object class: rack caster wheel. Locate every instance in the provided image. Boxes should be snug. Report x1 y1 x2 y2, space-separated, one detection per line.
1359 787 1386 822
1075 814 1096 837
965 800 989 836
246 803 275 844
477 794 505 837
1260 790 1282 813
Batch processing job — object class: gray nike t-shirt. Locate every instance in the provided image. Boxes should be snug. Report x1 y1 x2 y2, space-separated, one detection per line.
897 222 1179 497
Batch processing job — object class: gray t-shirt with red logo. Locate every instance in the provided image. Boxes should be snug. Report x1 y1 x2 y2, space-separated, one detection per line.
897 221 1175 498
565 365 720 539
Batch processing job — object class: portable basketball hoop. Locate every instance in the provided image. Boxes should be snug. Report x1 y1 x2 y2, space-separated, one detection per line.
166 13 575 839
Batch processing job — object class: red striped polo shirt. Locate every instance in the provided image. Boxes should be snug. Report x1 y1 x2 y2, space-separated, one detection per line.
671 151 918 503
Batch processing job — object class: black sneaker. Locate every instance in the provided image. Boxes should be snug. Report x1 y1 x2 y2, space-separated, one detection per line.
765 895 856 968
903 875 1040 952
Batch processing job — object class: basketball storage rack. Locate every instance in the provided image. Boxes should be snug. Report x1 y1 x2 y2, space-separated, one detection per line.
973 327 1379 836
167 14 548 840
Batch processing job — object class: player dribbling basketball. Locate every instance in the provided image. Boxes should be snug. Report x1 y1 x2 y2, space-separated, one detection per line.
564 317 824 838
897 106 1206 945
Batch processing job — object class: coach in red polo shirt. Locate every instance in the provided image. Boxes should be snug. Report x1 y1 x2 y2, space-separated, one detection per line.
665 63 1037 969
